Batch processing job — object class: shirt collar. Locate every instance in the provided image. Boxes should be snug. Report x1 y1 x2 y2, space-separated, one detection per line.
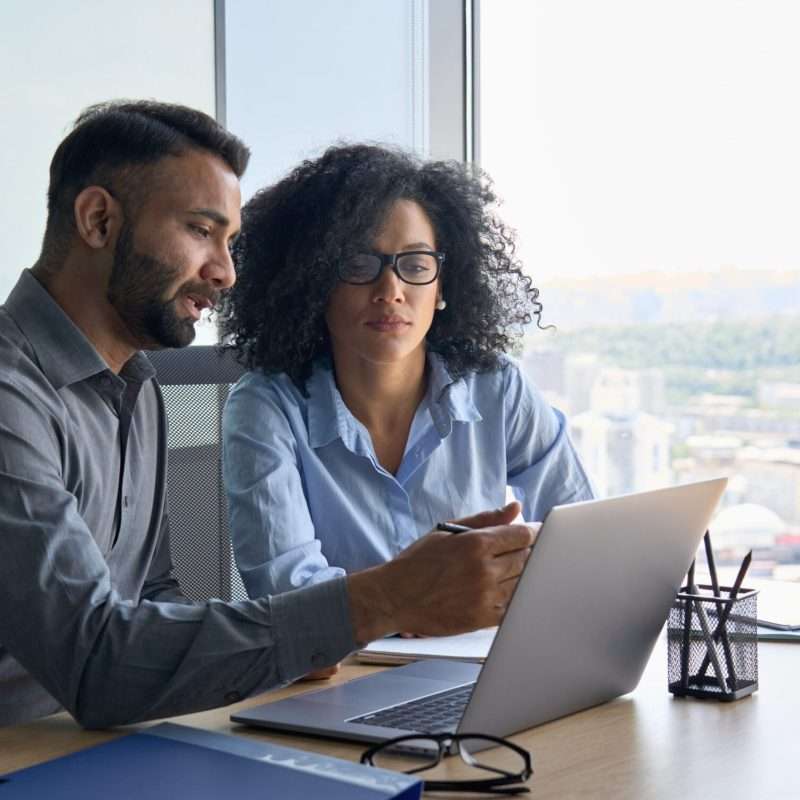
426 352 482 435
306 360 361 450
306 352 482 450
4 270 154 390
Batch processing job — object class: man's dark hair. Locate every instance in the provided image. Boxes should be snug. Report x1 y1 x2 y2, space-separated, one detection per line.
42 99 250 258
220 143 544 391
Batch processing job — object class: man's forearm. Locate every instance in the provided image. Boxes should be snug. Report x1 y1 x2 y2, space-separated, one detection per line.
346 562 403 646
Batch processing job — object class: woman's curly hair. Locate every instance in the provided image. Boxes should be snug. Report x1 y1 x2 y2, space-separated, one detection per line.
220 143 543 391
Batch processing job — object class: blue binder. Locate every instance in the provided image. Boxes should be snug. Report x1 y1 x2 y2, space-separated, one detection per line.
0 722 422 800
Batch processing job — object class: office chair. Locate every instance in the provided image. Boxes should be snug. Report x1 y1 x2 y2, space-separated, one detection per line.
146 345 248 602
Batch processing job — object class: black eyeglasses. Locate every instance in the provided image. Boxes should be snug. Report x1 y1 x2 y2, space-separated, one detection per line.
360 733 533 795
337 251 446 285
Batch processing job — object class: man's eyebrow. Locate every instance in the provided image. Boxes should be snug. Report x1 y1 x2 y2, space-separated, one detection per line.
188 208 231 227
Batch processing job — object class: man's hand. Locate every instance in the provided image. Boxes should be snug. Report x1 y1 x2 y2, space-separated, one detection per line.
300 663 340 681
347 502 538 645
449 500 522 529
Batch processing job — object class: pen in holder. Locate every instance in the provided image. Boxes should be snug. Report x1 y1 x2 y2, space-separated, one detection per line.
667 582 759 701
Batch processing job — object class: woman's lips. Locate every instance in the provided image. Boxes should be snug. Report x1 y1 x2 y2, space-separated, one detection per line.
364 317 412 332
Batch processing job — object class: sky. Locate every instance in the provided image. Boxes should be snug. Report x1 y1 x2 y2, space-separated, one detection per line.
479 0 800 281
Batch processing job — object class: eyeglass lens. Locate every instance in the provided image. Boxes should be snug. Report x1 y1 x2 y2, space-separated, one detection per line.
369 735 528 779
456 736 528 778
368 737 442 774
341 252 439 284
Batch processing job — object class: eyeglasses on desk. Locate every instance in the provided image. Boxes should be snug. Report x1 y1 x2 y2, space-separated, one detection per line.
360 732 533 795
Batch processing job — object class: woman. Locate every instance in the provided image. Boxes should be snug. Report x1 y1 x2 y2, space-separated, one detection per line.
220 143 593 600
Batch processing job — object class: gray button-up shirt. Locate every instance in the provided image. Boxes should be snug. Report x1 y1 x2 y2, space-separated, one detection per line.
0 271 355 727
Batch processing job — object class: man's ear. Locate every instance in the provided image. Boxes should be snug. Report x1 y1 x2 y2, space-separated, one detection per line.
73 186 123 249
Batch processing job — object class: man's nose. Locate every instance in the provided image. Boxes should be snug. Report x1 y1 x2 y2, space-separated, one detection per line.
202 244 236 289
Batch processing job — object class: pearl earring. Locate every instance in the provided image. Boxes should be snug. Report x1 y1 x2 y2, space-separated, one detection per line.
435 299 447 311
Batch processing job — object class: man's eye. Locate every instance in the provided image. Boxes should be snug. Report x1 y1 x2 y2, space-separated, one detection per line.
190 224 211 238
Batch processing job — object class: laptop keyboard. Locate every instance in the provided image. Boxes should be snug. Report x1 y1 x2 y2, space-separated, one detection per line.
350 683 475 733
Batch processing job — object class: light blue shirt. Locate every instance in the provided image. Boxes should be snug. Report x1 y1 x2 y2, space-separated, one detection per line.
223 354 594 598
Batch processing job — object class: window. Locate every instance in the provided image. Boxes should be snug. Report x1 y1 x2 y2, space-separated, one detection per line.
480 0 800 584
0 1 216 313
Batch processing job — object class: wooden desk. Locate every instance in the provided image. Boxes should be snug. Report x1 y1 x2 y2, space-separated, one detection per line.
1 637 797 799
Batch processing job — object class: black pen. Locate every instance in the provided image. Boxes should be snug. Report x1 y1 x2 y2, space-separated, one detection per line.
436 522 472 534
689 580 728 693
729 550 753 601
704 531 722 597
680 559 695 690
697 550 752 683
704 530 737 691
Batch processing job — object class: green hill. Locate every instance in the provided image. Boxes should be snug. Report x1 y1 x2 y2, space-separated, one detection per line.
543 315 800 405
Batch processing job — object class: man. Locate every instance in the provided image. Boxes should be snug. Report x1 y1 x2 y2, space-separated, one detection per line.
0 101 535 728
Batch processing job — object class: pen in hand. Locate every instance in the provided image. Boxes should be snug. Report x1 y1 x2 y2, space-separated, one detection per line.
436 522 472 534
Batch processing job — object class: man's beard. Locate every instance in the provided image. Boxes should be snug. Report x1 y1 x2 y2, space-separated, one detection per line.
107 223 209 349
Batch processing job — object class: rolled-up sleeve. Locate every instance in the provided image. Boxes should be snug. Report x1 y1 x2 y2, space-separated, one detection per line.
502 361 595 520
0 376 355 728
223 375 345 597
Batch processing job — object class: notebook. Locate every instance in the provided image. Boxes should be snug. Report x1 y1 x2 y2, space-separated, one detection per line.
357 628 496 665
750 578 800 630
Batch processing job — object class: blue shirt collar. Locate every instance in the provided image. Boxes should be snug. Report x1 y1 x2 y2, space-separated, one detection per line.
426 352 482 435
306 352 482 450
306 362 365 452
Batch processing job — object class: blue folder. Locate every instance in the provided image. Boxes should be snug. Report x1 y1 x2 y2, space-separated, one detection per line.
0 722 422 800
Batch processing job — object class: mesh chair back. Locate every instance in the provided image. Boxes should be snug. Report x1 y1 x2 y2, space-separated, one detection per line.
146 346 248 602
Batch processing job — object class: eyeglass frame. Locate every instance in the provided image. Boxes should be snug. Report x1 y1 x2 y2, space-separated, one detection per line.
336 250 446 286
360 732 533 795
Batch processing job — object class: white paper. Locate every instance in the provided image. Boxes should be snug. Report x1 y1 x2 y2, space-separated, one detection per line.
357 628 497 664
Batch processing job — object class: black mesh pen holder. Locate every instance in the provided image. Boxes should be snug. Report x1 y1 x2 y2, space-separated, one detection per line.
667 585 758 701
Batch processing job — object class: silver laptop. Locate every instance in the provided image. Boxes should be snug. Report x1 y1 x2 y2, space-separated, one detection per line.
232 478 727 744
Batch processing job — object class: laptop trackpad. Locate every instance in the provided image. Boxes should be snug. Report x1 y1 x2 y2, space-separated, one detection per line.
291 659 480 712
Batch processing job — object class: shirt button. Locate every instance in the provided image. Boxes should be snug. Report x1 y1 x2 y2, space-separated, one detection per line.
123 495 129 509
224 691 242 704
311 652 327 667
